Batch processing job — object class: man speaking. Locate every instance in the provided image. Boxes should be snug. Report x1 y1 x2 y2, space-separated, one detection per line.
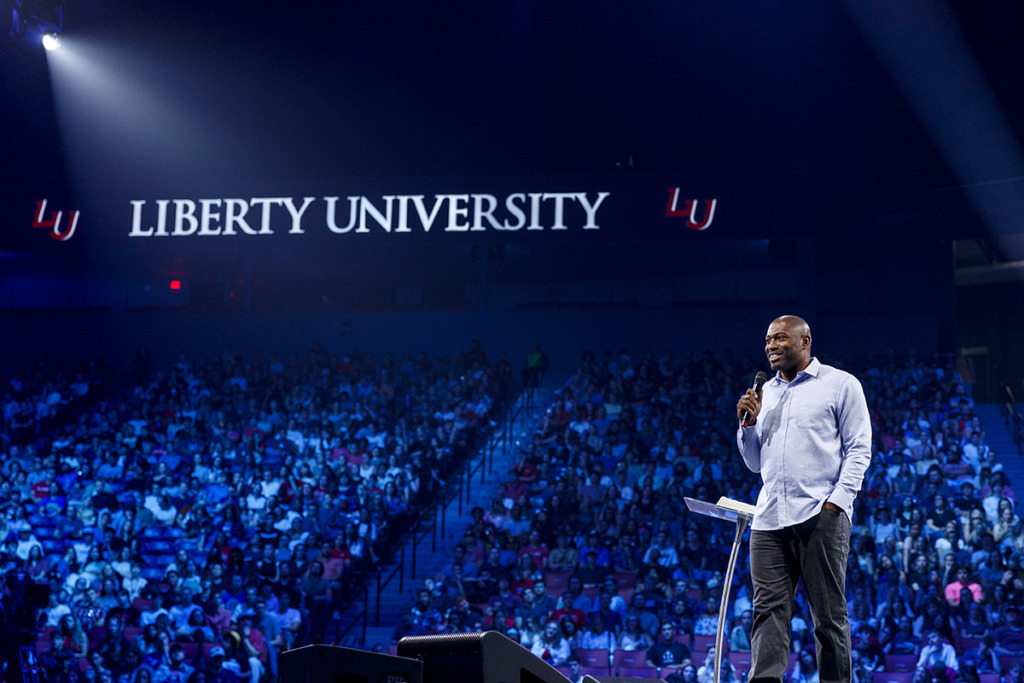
735 315 872 683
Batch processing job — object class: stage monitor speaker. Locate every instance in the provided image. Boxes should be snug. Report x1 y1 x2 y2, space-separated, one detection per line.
397 631 567 683
280 644 423 683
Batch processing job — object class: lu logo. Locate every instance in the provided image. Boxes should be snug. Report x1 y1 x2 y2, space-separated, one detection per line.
33 199 80 241
665 189 716 230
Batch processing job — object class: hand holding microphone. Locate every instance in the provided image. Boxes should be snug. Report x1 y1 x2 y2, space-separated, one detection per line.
737 371 768 427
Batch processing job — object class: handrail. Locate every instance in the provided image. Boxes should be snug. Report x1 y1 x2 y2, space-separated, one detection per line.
335 386 535 640
1000 381 1024 455
375 553 404 626
333 581 369 645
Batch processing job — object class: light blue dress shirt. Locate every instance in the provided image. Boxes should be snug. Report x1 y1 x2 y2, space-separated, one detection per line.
737 357 872 531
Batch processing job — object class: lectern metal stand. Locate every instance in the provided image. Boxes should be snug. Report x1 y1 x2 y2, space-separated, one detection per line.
684 498 754 683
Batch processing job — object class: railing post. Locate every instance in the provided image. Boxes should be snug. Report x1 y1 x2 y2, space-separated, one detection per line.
458 465 464 517
441 494 447 540
399 545 405 595
412 527 418 581
361 593 367 644
375 568 382 626
431 502 438 552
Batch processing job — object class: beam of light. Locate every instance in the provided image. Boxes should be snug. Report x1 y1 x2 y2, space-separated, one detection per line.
41 32 61 51
842 0 1024 241
42 36 275 193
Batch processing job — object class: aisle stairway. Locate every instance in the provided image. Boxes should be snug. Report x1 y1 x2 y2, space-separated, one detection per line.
334 385 553 648
974 403 1024 488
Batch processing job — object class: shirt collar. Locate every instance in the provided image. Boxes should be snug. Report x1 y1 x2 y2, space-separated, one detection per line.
771 357 821 384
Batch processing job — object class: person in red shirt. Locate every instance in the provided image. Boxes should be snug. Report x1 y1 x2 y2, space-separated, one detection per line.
518 530 549 569
509 565 536 598
31 475 55 499
238 614 269 668
550 592 588 629
203 594 234 636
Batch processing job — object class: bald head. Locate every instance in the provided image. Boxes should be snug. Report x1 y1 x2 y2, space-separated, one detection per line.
774 315 811 340
766 315 812 381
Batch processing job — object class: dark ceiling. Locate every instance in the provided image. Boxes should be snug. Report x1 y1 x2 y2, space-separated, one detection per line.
3 1 1021 195
2 0 1024 291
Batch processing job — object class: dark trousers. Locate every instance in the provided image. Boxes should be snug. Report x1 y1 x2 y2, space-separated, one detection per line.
748 509 852 683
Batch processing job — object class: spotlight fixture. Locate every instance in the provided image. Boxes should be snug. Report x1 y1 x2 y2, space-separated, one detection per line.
9 0 64 50
41 30 60 50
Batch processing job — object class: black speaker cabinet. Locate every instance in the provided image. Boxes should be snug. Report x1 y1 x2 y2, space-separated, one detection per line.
280 644 423 683
397 631 568 683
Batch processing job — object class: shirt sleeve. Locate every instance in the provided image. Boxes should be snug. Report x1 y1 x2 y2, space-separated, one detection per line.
828 375 873 514
736 424 762 473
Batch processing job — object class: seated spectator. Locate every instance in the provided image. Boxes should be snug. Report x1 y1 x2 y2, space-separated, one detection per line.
518 530 549 569
95 616 136 670
916 630 959 674
488 574 523 615
509 563 536 599
693 596 720 637
410 588 444 633
555 575 592 614
176 605 214 643
391 610 426 643
205 645 241 683
578 550 608 589
272 591 302 649
565 655 585 683
551 591 588 630
579 611 617 654
518 614 543 648
202 594 233 637
696 646 722 683
786 647 819 683
642 530 680 571
958 601 992 639
729 609 753 653
108 588 143 628
961 635 1001 675
439 608 471 635
992 501 1022 549
38 629 78 681
141 628 174 671
646 622 691 670
154 643 195 683
944 566 983 606
994 603 1024 655
619 612 653 651
253 598 284 677
514 586 548 627
914 598 956 642
123 564 149 600
548 534 579 572
56 612 89 656
529 621 570 666
236 614 269 683
302 560 335 634
558 614 582 650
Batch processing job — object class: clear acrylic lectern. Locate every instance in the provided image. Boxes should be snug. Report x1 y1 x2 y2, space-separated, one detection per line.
683 497 756 683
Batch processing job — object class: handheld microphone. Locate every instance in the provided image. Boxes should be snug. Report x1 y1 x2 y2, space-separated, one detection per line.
741 371 768 426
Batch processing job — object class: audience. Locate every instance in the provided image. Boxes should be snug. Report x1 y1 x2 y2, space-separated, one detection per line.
1 343 512 683
392 346 1018 683
2 343 1016 683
